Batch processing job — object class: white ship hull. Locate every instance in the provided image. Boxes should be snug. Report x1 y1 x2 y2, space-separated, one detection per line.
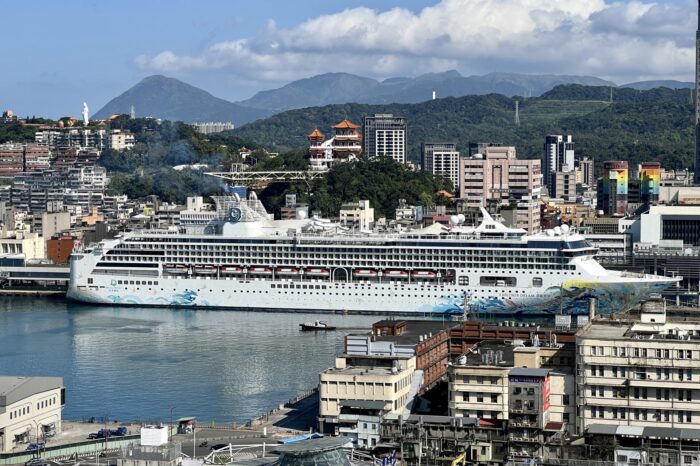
67 270 674 316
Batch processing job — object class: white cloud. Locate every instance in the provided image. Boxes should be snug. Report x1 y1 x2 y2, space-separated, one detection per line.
135 0 696 83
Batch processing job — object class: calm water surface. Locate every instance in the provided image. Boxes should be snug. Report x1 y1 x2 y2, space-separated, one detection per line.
0 296 389 423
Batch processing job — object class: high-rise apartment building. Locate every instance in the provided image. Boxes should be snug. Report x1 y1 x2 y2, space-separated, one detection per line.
422 142 460 192
598 161 629 216
577 156 594 188
459 146 541 233
363 114 406 164
0 144 25 177
543 135 575 194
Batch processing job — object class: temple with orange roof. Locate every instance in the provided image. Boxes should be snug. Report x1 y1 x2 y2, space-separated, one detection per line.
307 119 362 171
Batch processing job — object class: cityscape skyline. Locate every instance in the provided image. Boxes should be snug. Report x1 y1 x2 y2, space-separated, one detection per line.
0 0 696 118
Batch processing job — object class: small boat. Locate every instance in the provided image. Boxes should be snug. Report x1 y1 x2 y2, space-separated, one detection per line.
299 320 337 331
164 264 188 275
193 265 217 275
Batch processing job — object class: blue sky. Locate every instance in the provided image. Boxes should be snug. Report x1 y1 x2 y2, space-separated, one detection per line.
0 0 695 118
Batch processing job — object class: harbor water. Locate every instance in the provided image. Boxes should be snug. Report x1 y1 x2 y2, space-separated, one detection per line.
0 296 385 423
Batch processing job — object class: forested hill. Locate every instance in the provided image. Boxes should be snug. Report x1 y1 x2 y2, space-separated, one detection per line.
232 84 694 171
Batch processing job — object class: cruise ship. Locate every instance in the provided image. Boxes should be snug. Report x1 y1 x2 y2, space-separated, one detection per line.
67 195 679 315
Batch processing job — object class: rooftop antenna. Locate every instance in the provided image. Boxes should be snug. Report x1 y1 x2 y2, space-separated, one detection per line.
514 100 520 126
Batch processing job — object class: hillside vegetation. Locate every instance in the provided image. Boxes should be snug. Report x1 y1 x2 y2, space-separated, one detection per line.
233 84 694 171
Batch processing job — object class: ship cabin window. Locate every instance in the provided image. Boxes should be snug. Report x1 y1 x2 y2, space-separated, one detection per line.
458 277 469 286
480 276 516 287
533 277 543 287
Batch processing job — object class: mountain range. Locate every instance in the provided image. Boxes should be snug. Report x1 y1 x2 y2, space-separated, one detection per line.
93 72 694 126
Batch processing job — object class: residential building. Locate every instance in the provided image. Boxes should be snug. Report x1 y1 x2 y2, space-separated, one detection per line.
362 114 406 164
0 376 64 452
576 156 594 188
598 161 629 216
0 144 24 177
318 353 418 445
190 122 234 134
107 130 136 151
339 200 374 231
23 145 51 172
543 135 575 194
47 234 78 264
550 170 577 202
576 300 700 434
458 145 542 233
421 143 460 192
33 209 71 251
308 120 362 171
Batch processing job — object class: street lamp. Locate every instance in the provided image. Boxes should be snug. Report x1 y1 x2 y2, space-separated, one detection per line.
31 420 42 458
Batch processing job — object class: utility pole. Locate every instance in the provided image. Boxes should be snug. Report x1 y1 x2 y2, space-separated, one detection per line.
169 406 174 443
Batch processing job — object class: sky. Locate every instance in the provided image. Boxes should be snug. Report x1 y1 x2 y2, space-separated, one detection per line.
0 0 696 118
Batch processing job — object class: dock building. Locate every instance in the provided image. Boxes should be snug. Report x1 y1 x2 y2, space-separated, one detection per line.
0 376 64 452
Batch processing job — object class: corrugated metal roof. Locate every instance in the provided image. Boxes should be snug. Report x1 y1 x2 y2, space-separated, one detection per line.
617 426 644 437
587 424 618 435
509 368 550 377
338 399 386 410
643 427 681 439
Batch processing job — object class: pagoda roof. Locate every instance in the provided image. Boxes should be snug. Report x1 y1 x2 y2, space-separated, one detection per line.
308 128 325 138
332 119 360 129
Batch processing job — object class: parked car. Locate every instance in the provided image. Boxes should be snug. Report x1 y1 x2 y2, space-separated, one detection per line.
87 429 112 439
26 443 45 452
110 427 128 436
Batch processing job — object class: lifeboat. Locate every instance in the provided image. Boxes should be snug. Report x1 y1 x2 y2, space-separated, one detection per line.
248 267 272 275
305 268 330 277
164 264 188 275
353 269 378 277
193 265 217 275
276 267 300 275
384 269 409 278
411 270 437 278
220 266 244 275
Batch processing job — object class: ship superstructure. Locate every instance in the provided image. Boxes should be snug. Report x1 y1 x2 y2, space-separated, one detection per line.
67 195 678 315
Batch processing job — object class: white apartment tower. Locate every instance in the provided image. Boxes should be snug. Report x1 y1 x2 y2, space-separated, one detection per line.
422 143 460 192
363 114 407 164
